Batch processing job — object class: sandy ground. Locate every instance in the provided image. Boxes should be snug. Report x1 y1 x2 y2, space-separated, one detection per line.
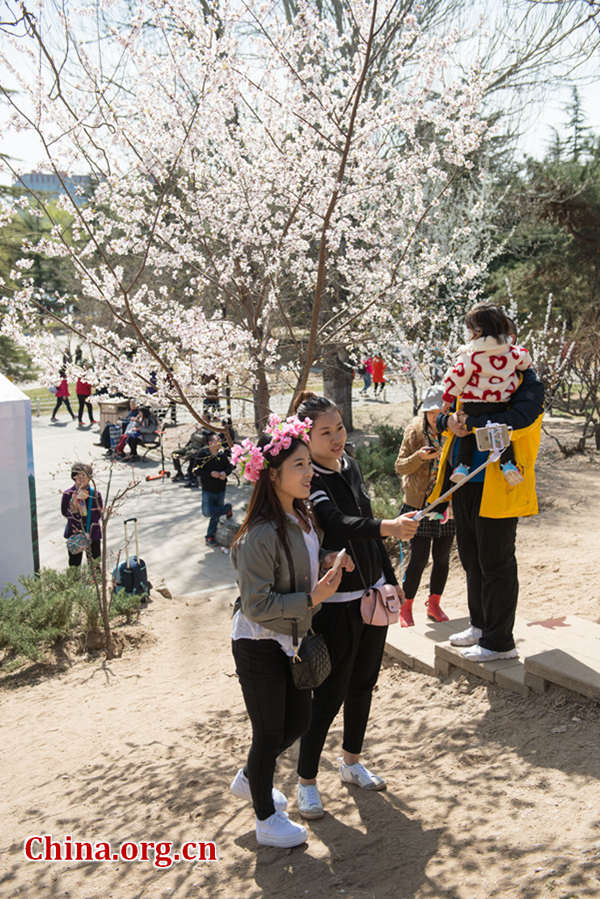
1 403 599 898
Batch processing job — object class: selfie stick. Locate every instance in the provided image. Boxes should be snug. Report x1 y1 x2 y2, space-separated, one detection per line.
413 421 510 522
412 450 502 521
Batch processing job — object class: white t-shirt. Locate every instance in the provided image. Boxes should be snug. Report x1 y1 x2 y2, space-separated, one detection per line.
231 516 320 657
323 572 385 604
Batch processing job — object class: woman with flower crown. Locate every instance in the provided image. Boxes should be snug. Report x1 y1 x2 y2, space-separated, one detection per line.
228 414 354 849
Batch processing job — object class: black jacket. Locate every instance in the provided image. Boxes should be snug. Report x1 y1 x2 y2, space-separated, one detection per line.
195 448 234 493
310 454 397 591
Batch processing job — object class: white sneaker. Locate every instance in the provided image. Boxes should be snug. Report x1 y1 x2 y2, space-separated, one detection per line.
255 810 307 848
449 624 482 647
339 759 386 791
297 783 325 819
230 768 287 812
461 645 518 662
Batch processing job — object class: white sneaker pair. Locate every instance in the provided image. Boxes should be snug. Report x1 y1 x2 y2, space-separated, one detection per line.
449 625 518 661
297 760 386 820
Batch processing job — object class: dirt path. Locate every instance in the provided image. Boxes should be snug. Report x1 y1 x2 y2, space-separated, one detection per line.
1 585 600 898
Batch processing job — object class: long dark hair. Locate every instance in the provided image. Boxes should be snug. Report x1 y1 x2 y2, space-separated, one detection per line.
293 391 338 425
232 435 312 555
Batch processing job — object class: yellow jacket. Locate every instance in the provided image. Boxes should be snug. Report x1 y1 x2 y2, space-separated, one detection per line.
427 411 543 519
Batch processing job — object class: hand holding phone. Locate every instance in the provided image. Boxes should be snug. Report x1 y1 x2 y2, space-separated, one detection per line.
330 547 347 575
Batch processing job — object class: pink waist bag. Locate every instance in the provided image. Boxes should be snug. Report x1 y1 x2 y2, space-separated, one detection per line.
360 584 400 626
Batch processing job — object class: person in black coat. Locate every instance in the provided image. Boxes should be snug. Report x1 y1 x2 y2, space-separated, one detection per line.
193 434 235 545
292 392 419 820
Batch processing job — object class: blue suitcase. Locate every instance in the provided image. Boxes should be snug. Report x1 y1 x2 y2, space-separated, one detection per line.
113 518 149 597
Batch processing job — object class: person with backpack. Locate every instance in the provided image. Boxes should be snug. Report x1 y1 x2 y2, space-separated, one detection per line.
229 415 350 848
76 375 95 426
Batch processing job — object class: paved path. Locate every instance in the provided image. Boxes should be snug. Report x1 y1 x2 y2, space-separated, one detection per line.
31 416 245 596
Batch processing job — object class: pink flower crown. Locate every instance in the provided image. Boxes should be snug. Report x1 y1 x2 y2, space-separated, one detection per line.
231 414 312 483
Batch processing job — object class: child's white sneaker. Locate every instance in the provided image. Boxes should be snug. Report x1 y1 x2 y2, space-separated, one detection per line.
255 810 307 848
230 768 287 811
339 759 386 791
501 461 524 485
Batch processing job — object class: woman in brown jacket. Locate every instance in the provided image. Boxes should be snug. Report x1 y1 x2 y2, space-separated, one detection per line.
394 385 455 626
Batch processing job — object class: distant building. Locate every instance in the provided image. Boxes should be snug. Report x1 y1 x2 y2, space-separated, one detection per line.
15 172 92 206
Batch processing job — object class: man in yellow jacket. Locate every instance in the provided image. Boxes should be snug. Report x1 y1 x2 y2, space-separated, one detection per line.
427 369 544 661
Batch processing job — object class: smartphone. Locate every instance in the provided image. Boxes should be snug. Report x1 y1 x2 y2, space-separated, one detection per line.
330 548 347 574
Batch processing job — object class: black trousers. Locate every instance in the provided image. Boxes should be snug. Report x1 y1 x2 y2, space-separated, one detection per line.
77 395 94 423
402 533 454 599
52 396 74 418
68 539 101 567
232 639 311 821
452 482 518 651
297 599 387 780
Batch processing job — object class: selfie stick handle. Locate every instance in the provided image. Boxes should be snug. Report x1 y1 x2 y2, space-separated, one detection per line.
413 450 502 521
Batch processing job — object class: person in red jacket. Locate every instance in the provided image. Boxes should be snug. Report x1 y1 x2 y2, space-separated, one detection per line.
372 354 386 397
76 376 95 426
51 370 75 422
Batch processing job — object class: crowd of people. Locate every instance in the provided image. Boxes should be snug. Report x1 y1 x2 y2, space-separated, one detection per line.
57 303 544 851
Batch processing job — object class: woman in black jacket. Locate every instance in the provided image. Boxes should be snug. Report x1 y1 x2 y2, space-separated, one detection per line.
293 392 419 820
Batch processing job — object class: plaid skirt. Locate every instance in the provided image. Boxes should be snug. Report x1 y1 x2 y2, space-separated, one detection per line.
400 503 456 540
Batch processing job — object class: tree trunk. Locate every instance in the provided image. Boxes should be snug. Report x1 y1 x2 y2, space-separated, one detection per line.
322 343 354 431
253 360 271 433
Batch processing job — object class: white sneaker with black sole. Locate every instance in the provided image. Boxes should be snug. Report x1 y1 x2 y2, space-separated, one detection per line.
297 783 325 819
461 645 518 662
449 624 482 647
230 768 287 811
255 810 307 848
339 760 386 791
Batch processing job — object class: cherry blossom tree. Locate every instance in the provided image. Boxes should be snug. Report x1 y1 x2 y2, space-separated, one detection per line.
1 0 490 430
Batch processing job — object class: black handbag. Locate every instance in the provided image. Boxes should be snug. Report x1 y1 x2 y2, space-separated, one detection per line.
282 535 332 691
290 623 332 690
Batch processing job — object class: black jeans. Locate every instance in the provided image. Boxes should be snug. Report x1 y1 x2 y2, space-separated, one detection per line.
297 599 387 780
452 481 518 651
232 639 311 821
402 533 454 599
68 539 101 567
77 395 94 423
52 396 75 418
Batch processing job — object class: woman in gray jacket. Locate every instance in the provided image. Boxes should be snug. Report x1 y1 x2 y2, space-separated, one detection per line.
229 419 352 850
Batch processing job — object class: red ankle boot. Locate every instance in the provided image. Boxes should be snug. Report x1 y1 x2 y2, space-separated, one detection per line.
426 594 448 622
400 598 414 627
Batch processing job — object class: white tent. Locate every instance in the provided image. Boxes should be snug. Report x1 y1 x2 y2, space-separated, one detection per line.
0 374 39 590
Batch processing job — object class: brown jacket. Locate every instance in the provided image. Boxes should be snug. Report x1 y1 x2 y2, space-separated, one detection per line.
394 416 436 508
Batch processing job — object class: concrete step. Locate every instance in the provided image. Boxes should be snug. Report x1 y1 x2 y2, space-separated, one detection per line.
384 612 600 701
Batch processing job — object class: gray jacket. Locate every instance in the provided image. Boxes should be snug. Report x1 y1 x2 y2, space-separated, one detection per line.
231 518 318 638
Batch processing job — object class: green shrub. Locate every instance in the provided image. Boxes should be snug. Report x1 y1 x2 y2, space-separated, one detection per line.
354 424 405 518
0 567 142 664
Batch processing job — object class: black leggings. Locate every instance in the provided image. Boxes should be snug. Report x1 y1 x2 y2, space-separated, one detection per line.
77 395 94 423
232 638 311 821
402 533 454 599
68 539 101 567
52 397 74 418
297 598 387 780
